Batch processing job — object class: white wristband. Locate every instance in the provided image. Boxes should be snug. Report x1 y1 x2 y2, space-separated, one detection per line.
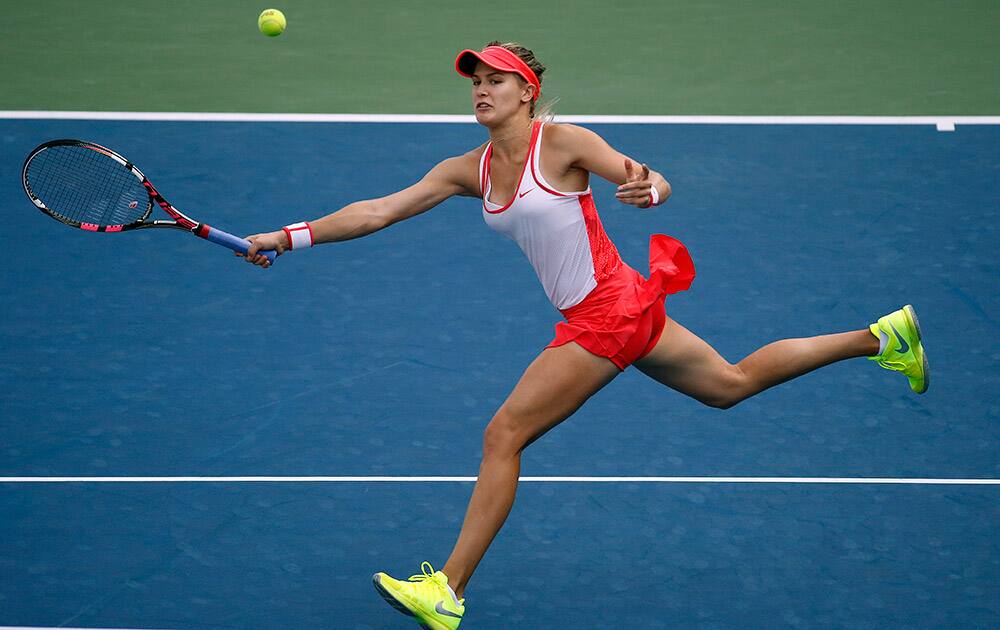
283 222 314 250
648 185 660 207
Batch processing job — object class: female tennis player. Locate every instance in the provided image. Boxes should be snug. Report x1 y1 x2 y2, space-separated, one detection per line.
240 42 929 630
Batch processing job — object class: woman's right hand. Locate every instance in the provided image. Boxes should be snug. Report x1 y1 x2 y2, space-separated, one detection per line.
238 230 289 268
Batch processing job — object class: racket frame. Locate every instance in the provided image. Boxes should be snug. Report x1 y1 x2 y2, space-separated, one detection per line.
22 139 276 262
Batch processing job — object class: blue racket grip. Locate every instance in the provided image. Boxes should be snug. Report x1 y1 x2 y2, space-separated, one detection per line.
198 225 277 264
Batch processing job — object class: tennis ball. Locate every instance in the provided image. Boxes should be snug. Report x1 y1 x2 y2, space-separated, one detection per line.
258 9 286 37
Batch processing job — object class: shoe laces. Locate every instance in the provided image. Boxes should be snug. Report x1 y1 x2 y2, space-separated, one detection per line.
408 561 447 587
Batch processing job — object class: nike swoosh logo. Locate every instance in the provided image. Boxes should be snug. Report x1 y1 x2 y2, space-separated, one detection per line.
889 322 909 354
435 601 463 619
519 188 534 198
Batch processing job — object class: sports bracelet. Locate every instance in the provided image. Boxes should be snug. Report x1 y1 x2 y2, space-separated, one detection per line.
282 222 314 250
648 185 661 207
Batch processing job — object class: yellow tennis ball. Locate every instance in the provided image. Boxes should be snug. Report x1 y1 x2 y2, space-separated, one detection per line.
258 9 286 37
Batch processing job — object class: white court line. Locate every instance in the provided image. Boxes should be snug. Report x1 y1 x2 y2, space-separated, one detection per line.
1 111 999 127
0 476 997 485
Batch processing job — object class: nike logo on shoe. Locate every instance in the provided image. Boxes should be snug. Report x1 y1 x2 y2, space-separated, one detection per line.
435 601 463 618
889 322 909 354
519 188 534 198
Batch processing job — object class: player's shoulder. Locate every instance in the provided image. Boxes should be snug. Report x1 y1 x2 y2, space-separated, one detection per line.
432 145 484 175
463 142 490 163
427 145 487 196
540 122 603 151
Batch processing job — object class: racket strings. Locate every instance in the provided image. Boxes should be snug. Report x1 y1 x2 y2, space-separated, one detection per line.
26 145 150 227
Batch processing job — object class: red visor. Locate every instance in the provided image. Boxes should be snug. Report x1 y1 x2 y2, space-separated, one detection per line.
455 46 541 101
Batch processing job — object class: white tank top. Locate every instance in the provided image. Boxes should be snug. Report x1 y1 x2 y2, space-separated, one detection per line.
480 121 622 310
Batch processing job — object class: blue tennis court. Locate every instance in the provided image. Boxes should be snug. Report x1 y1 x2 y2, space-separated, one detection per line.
1 119 998 628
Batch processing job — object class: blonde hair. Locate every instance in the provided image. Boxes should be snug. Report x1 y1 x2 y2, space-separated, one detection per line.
484 40 556 121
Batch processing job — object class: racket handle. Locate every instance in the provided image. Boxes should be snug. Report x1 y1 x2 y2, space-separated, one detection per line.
197 225 277 264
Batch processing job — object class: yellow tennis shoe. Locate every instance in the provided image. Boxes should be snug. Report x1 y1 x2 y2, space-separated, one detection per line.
868 304 929 394
373 562 465 630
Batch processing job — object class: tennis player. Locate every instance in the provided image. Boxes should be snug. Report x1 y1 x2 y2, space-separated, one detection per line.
241 42 929 630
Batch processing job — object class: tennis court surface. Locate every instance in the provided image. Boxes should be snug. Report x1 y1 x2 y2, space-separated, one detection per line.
1 115 997 628
4 1 999 627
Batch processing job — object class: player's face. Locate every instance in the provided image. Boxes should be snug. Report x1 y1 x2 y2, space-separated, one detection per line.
471 62 530 125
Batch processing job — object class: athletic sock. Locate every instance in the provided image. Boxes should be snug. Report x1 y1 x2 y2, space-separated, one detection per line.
445 581 462 606
876 330 888 355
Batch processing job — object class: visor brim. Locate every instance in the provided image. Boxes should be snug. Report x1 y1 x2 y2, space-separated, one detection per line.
455 49 519 77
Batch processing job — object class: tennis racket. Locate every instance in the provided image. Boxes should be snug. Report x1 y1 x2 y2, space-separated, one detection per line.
21 139 277 263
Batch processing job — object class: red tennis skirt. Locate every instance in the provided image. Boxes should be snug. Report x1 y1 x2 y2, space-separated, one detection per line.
547 234 695 370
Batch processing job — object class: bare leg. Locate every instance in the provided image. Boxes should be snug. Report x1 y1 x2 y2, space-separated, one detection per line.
441 342 619 598
634 314 878 408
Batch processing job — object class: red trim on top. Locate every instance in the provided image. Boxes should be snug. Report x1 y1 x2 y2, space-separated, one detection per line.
480 144 492 201
528 123 590 198
530 166 565 197
282 226 294 250
482 121 541 215
528 125 564 197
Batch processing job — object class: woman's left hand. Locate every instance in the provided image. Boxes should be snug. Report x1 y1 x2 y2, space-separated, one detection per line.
616 159 654 208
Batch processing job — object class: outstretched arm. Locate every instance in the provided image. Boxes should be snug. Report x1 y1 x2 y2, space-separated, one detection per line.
241 154 479 267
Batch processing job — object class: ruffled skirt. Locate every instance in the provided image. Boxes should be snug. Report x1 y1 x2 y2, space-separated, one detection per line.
547 234 696 370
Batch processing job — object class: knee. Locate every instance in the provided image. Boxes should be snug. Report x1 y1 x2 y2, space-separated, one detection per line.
482 411 527 459
702 364 749 410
